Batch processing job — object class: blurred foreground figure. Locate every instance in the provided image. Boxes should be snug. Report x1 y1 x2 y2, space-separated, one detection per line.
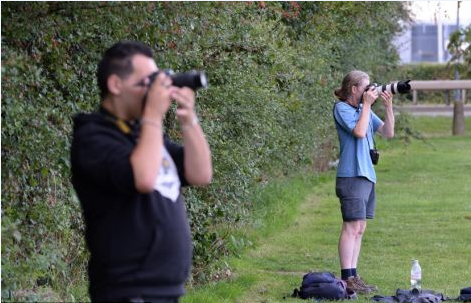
71 41 212 302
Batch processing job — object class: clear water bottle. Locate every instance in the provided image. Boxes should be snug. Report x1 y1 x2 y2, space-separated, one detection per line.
410 259 422 290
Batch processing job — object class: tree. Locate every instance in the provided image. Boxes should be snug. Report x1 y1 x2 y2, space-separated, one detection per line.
447 4 470 136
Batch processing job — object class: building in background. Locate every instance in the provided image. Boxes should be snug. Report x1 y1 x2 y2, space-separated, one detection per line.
397 1 471 64
395 23 459 64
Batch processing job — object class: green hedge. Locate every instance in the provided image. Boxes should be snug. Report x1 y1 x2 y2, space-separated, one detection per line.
1 2 410 301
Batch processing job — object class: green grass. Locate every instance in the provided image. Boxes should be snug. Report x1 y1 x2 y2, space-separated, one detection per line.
182 117 471 303
408 116 471 137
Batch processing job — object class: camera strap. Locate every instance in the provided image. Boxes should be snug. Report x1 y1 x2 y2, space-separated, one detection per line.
366 120 376 150
99 106 135 137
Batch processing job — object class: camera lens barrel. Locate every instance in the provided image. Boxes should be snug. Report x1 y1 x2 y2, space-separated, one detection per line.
148 70 208 91
366 80 411 95
170 71 208 90
376 83 397 94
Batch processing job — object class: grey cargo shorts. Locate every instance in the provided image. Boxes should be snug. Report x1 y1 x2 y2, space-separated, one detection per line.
336 177 376 222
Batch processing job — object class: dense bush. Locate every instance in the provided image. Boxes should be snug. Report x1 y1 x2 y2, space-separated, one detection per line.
1 2 410 301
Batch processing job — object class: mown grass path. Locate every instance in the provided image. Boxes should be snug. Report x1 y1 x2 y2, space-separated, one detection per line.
183 117 471 303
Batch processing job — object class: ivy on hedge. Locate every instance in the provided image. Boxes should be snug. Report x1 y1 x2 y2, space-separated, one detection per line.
2 2 411 301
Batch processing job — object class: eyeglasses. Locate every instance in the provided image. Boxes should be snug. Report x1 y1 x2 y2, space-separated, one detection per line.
134 71 159 87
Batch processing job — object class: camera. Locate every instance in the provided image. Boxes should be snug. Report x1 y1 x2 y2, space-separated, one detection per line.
148 69 208 91
141 69 208 111
370 149 380 165
365 80 411 95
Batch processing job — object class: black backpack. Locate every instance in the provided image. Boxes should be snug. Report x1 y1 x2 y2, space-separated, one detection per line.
458 287 471 302
292 272 356 300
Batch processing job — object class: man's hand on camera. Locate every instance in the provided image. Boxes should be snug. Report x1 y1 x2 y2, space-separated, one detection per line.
172 87 198 128
145 72 173 119
363 87 378 107
380 91 393 108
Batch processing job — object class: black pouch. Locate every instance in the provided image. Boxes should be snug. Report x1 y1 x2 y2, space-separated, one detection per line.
370 149 380 165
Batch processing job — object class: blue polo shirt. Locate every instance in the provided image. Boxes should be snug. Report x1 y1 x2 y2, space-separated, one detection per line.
333 101 383 183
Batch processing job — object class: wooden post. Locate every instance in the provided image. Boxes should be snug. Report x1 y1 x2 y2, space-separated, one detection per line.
453 100 466 135
413 90 417 105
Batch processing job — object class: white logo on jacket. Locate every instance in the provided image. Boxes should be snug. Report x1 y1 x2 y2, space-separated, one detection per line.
154 146 180 202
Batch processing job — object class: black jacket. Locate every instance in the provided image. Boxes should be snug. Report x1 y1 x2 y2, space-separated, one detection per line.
71 110 191 301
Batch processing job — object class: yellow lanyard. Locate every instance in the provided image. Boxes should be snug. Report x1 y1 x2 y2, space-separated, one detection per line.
99 107 133 135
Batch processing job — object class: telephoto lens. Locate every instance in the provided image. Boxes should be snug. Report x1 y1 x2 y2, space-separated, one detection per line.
365 80 411 95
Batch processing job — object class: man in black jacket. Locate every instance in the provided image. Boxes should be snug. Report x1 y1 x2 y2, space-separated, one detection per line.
71 41 212 302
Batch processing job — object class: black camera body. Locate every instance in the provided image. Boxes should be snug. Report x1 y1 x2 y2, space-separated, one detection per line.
365 80 411 95
370 149 380 165
141 69 208 111
148 69 208 91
